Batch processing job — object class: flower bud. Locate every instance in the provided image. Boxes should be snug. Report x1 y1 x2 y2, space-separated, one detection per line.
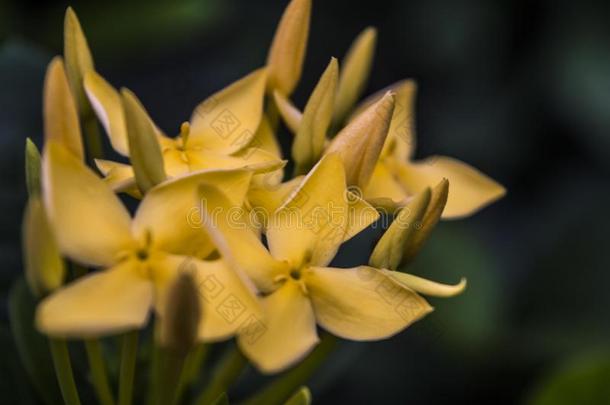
369 188 431 270
25 138 42 198
333 27 377 126
121 88 167 193
43 57 84 160
266 0 311 95
292 58 338 174
63 7 95 116
160 272 201 353
22 197 66 298
325 91 394 188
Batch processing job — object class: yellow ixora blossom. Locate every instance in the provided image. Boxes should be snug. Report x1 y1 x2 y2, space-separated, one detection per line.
36 142 261 341
63 9 284 197
85 69 285 196
198 154 465 373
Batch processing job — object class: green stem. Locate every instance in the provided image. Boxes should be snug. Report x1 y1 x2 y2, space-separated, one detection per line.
85 339 115 405
118 331 139 405
82 113 104 162
175 343 211 403
49 338 81 405
243 334 337 405
153 348 188 405
193 344 247 405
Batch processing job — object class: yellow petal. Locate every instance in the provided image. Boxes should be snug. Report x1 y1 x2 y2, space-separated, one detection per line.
351 80 417 160
22 197 66 297
273 90 302 134
191 258 262 342
190 69 267 154
391 156 506 218
267 154 349 268
133 169 253 259
250 115 285 187
122 89 167 193
369 188 431 270
95 159 137 194
36 260 153 337
238 280 318 374
307 266 432 340
384 270 466 297
149 254 262 342
402 179 448 264
343 190 380 242
266 0 311 95
84 71 129 155
63 7 94 114
43 57 83 160
333 27 377 125
325 92 394 188
292 58 338 174
363 162 409 210
197 184 288 292
42 142 134 267
247 176 304 221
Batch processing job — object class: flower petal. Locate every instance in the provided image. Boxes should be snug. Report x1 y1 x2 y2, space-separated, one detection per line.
248 176 304 220
43 57 83 160
84 71 129 155
36 260 153 337
363 162 409 210
383 270 467 297
149 254 262 342
42 142 134 267
197 184 288 292
189 69 267 155
307 266 432 340
391 156 506 219
267 154 349 268
273 90 302 134
266 0 311 95
95 159 137 194
133 169 252 259
238 281 318 374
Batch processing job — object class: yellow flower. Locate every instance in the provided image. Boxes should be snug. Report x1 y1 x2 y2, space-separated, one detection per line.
36 142 261 341
357 80 506 217
198 154 464 373
83 69 285 197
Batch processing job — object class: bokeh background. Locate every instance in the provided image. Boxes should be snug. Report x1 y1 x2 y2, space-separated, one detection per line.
1 0 610 403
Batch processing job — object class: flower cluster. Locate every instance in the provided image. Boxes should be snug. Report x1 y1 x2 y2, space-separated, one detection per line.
22 0 504 403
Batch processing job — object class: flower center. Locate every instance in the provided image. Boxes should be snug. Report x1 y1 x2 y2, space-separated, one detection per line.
290 269 302 280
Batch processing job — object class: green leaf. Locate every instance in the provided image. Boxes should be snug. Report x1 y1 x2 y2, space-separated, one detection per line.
284 386 311 405
527 350 610 405
25 138 41 198
8 278 62 405
121 88 166 193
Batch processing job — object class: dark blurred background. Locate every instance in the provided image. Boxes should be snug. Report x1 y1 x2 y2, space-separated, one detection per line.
2 0 610 404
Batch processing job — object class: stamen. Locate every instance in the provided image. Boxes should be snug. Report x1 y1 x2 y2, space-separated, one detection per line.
179 121 191 148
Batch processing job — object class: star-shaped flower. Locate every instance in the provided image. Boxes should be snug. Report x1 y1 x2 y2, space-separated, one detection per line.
36 142 261 341
198 154 464 373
